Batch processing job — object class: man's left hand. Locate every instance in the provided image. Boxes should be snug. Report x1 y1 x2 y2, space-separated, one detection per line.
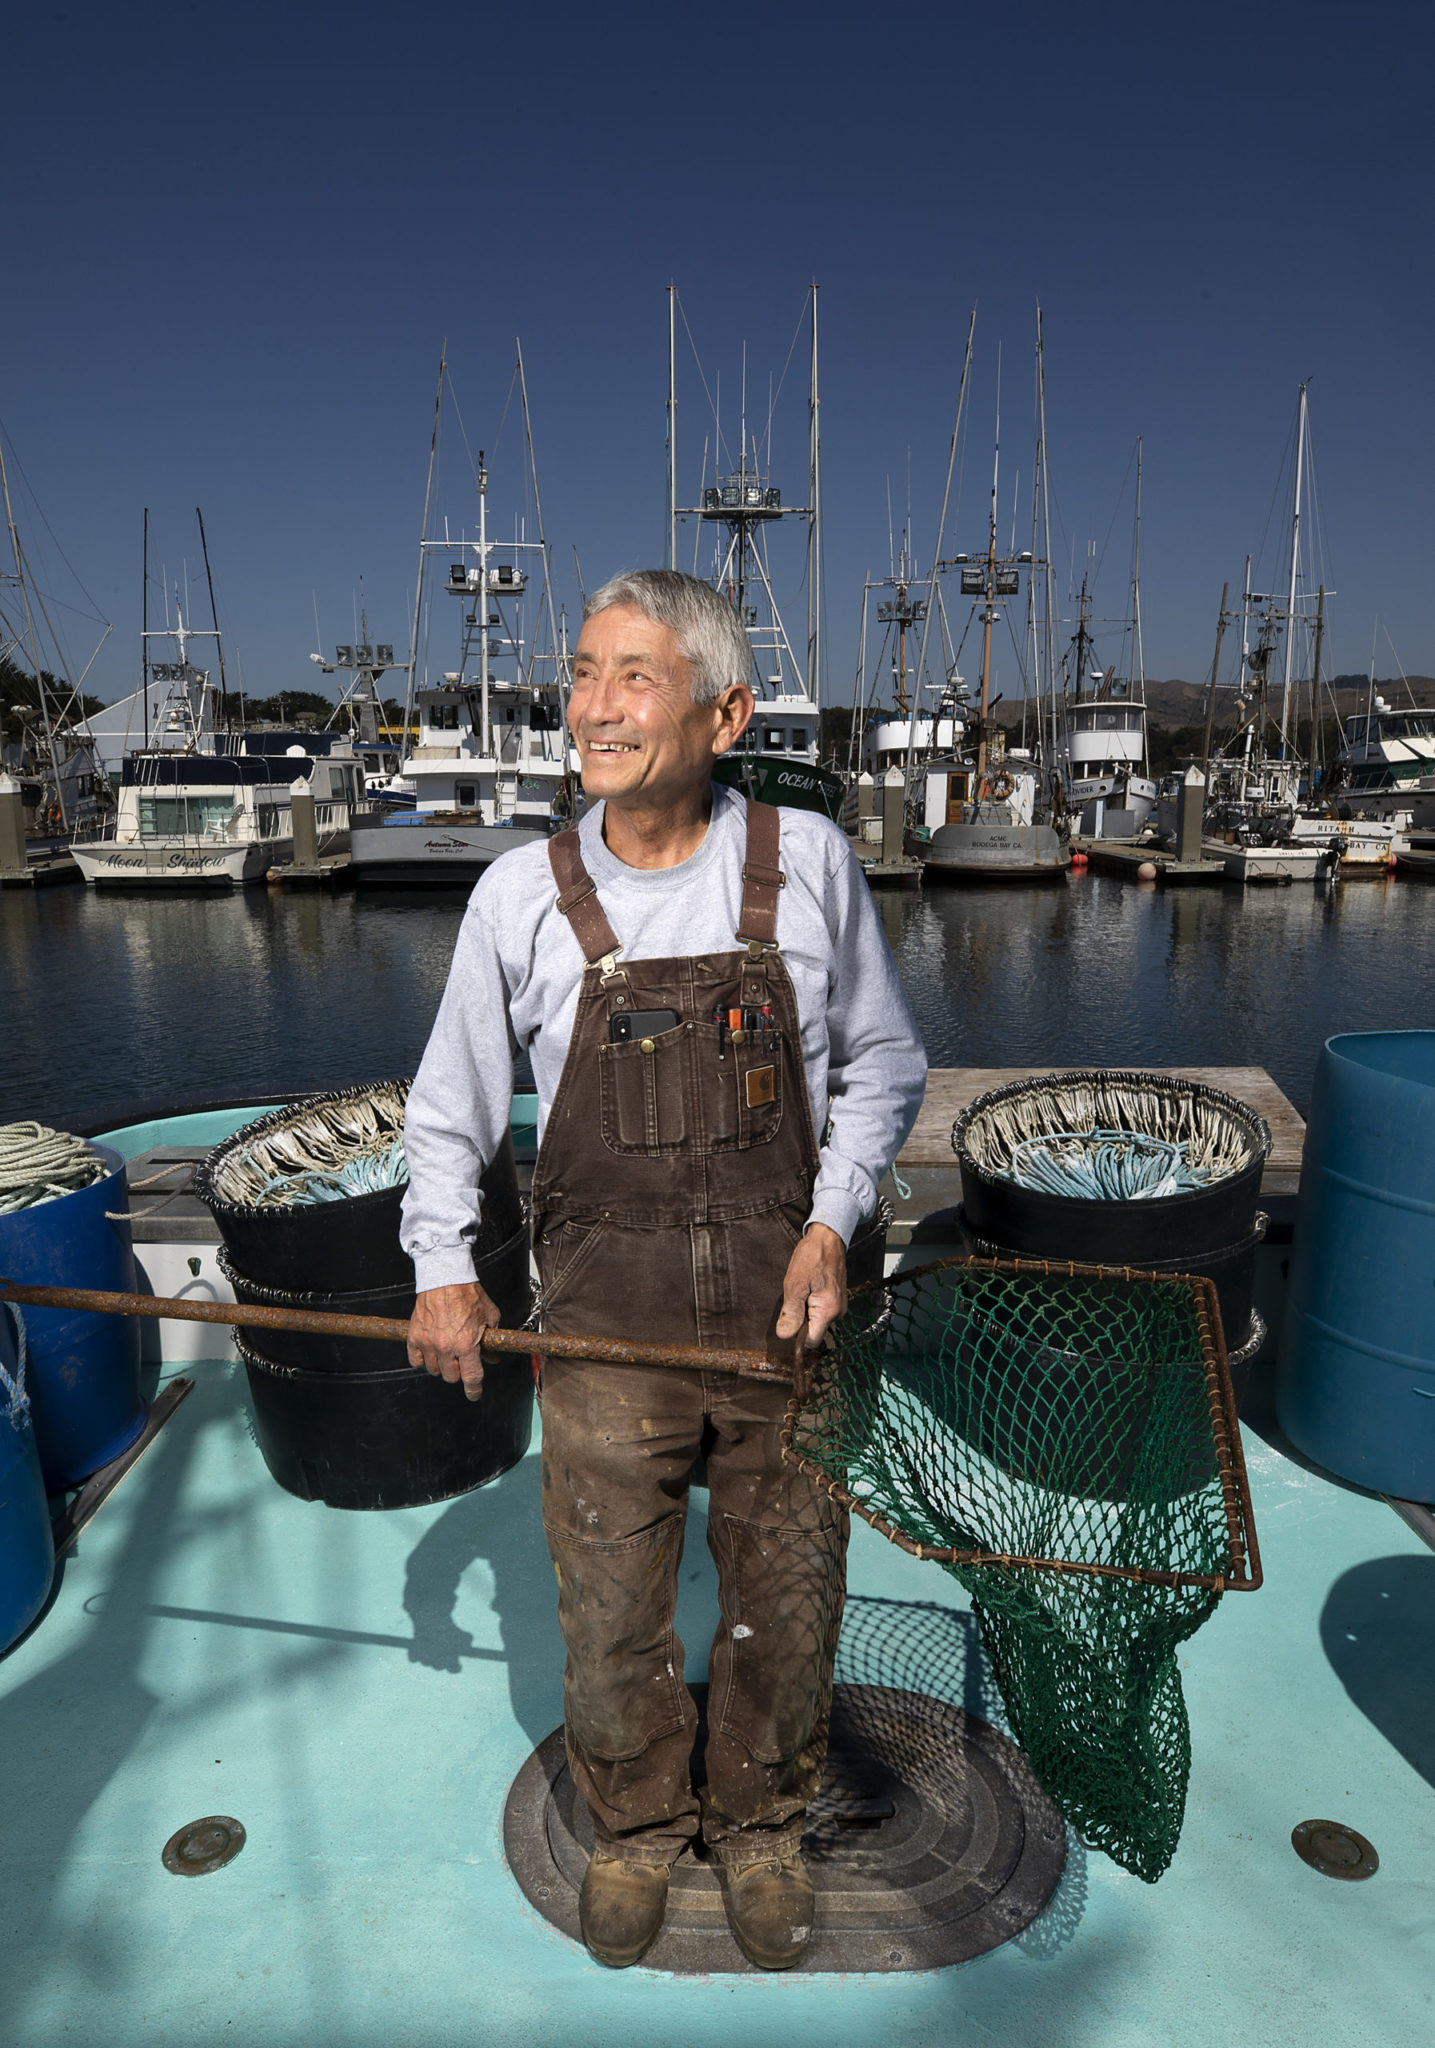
776 1223 847 1346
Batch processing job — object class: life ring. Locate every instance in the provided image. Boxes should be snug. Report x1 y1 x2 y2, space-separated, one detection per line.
986 770 1015 803
45 802 63 831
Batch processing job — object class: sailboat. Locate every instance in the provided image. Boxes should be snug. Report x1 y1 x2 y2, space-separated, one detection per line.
0 430 113 860
1192 386 1360 882
667 285 844 821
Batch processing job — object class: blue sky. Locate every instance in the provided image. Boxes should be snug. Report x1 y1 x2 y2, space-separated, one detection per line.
3 0 1431 707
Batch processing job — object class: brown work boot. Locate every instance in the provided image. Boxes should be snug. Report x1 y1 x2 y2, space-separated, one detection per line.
578 1852 671 1968
720 1852 815 1970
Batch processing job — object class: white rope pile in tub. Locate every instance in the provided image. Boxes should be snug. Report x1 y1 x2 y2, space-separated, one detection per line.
1009 1128 1215 1201
0 1121 109 1215
210 1085 409 1209
964 1077 1257 1188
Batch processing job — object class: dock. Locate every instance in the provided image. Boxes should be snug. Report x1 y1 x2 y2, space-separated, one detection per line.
881 1063 1306 1234
265 854 354 888
854 855 923 888
1073 837 1225 885
0 850 81 889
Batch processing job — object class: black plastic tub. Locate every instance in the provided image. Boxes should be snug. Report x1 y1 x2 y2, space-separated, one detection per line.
195 1080 523 1294
235 1334 535 1511
959 1213 1266 1404
952 1071 1272 1357
219 1221 533 1374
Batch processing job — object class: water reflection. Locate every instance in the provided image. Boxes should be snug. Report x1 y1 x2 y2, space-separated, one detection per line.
3 868 1432 1125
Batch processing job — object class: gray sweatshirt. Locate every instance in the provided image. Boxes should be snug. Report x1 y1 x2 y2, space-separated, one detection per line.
400 785 928 1292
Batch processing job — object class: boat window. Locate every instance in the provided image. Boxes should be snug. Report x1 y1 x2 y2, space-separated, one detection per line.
258 805 281 837
455 782 477 808
137 794 236 836
764 728 786 750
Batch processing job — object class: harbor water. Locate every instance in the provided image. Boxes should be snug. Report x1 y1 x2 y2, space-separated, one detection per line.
4 870 1435 1127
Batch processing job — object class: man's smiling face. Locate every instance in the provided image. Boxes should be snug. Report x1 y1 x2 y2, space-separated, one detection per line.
567 603 751 810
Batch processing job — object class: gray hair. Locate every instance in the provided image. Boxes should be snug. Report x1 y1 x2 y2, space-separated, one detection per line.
582 569 752 706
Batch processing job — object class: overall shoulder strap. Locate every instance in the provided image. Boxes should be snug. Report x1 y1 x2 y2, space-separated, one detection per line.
548 828 622 966
735 797 785 948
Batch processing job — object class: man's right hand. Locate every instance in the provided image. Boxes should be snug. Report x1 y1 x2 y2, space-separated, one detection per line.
407 1281 502 1403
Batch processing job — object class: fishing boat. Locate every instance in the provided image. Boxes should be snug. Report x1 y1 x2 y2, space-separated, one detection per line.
844 542 967 875
70 735 369 888
1191 389 1366 884
902 316 1069 882
1057 452 1158 841
1331 694 1435 828
349 354 576 885
2 1060 1430 2042
667 285 845 822
308 616 410 800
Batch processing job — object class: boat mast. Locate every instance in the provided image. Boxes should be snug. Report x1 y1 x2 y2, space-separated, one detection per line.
142 508 150 747
1131 437 1145 700
807 282 821 706
196 506 228 734
666 285 677 571
1201 581 1230 779
903 310 975 800
0 429 67 827
406 342 446 743
517 338 573 779
477 450 491 759
1309 582 1326 783
975 381 1000 794
1279 381 1308 755
1036 309 1057 772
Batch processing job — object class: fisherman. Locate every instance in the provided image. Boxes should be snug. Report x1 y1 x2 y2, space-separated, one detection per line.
401 569 926 1970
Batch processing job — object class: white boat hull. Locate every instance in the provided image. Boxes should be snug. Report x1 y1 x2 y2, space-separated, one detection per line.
71 838 292 887
349 814 554 882
1205 840 1330 884
919 820 1070 880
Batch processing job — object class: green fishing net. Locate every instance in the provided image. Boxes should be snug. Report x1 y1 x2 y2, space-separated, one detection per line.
783 1256 1261 1883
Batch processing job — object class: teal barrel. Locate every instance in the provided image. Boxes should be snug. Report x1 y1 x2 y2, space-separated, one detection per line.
1 1304 55 1653
0 1144 146 1490
1277 1032 1435 1496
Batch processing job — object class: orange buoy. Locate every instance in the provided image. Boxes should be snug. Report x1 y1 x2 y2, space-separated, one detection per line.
1137 861 1158 881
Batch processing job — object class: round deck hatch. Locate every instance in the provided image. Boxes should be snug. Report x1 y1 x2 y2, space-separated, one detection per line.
1291 1819 1379 1880
503 1683 1066 1973
162 1815 246 1876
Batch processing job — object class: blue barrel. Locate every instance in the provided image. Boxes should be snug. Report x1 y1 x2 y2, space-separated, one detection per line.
1278 1032 1435 1496
1 1304 55 1653
0 1144 146 1490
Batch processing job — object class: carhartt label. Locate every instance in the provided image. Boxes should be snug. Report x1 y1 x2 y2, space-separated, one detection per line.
746 1066 775 1108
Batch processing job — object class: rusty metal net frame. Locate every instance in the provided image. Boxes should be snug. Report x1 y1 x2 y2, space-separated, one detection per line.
780 1254 1263 1881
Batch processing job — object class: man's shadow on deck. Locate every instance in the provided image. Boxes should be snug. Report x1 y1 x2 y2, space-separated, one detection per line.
400 1446 564 1746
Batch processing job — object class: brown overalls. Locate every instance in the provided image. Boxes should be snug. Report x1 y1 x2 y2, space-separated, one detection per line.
532 798 863 1869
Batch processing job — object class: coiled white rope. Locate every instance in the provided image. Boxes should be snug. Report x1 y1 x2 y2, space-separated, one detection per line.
1008 1128 1215 1201
963 1078 1258 1186
0 1122 109 1215
209 1083 409 1209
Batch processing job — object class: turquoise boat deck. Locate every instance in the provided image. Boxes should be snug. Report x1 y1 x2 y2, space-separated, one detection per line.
3 1111 1434 2046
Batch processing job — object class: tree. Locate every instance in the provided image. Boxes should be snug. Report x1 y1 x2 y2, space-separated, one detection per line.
1 656 105 745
